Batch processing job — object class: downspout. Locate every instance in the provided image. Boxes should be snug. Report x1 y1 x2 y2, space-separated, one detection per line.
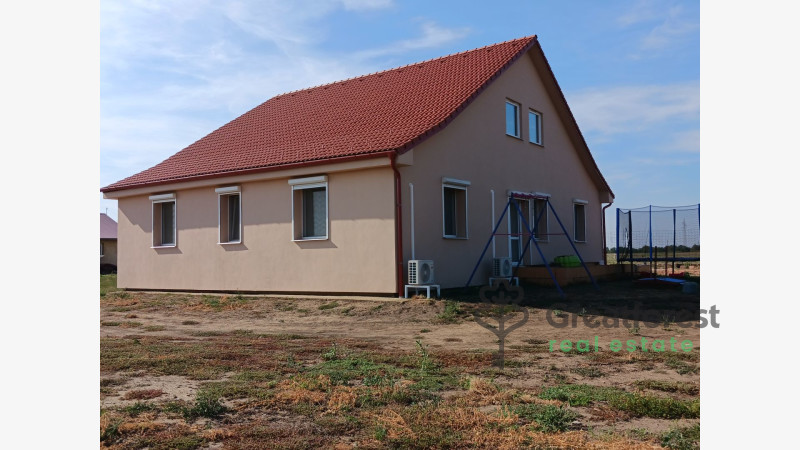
602 200 614 265
390 153 404 297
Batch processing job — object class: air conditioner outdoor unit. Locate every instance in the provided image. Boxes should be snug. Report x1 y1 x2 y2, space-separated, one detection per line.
408 260 435 285
492 257 513 278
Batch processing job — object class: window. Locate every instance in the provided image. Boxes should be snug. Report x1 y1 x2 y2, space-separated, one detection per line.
442 178 469 239
509 198 529 263
216 186 241 244
290 176 328 240
505 100 520 138
150 193 176 247
100 242 104 258
573 200 587 243
533 198 549 241
529 110 542 145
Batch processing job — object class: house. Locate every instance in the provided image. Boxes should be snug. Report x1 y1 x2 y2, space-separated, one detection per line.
101 36 613 296
100 213 118 272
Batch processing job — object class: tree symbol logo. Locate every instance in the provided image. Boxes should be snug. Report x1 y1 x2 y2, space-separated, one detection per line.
474 280 528 369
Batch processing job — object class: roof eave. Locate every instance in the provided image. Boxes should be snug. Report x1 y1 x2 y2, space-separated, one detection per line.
100 150 397 194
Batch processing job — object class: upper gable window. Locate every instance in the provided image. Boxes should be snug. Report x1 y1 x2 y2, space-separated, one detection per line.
505 100 521 138
529 110 543 145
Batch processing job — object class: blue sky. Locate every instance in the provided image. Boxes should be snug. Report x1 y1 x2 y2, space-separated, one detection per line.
100 0 700 244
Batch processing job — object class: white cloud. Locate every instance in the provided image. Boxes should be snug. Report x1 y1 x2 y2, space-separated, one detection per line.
617 0 662 26
354 21 470 59
664 129 700 153
340 0 393 11
100 0 468 202
567 81 699 136
640 6 699 51
616 1 698 55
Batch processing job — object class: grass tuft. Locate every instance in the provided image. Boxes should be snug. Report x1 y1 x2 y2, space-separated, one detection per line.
661 423 700 449
435 301 464 324
634 380 699 395
513 403 578 432
183 393 228 420
540 384 699 419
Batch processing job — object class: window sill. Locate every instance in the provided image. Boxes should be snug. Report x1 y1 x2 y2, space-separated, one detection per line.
293 237 329 242
151 245 177 249
573 240 586 244
219 241 242 245
505 133 522 140
529 141 544 148
443 236 468 240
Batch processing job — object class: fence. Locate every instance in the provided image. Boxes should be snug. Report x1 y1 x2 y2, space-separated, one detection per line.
614 204 700 273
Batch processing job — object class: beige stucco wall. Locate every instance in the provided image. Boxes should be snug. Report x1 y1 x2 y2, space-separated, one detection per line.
400 50 608 288
116 167 397 294
100 239 117 266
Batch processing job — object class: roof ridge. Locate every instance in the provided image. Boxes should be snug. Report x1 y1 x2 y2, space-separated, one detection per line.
275 35 537 98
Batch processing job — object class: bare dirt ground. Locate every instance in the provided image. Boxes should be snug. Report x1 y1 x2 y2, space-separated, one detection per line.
100 279 700 449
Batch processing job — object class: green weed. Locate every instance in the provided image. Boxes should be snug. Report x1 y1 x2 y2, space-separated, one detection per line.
183 393 228 420
634 380 699 395
435 301 463 324
661 424 700 449
513 404 578 432
540 384 699 419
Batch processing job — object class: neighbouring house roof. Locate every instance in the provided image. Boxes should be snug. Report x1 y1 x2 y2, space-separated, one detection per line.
102 36 611 196
100 213 118 240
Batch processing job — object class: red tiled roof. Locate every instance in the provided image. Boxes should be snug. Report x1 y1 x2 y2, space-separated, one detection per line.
102 36 539 192
100 213 117 239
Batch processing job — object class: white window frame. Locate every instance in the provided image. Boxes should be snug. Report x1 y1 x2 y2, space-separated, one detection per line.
573 199 588 243
150 193 177 248
100 241 104 258
505 100 521 139
529 109 543 145
442 177 470 239
216 186 242 245
289 175 329 241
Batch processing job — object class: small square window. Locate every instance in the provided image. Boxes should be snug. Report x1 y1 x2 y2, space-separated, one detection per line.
529 110 542 145
217 188 241 244
290 176 328 240
505 100 520 138
151 197 176 247
443 182 468 239
573 202 587 243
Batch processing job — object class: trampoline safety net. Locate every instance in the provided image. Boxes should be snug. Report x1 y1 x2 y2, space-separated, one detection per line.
615 204 700 263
